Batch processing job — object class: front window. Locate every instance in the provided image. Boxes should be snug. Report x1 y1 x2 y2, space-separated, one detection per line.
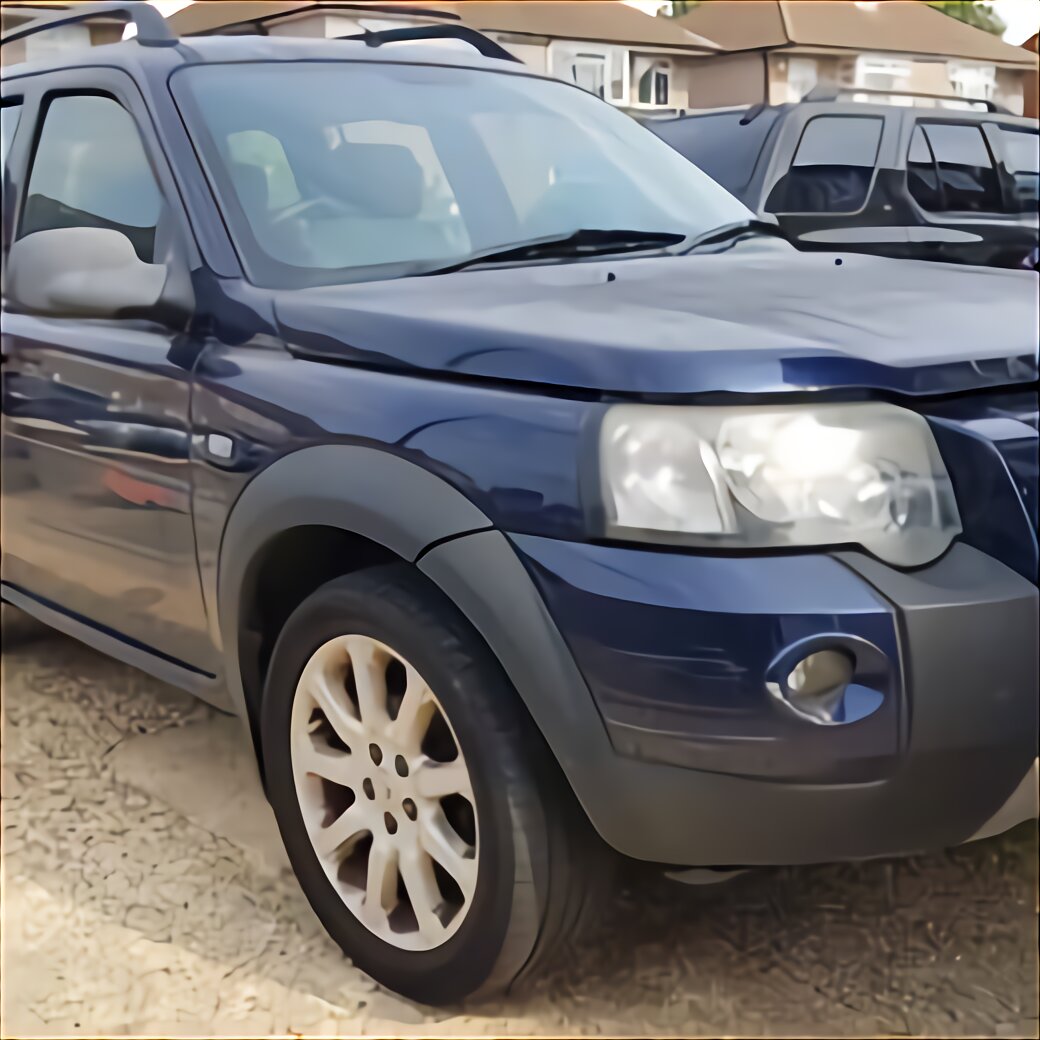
766 115 882 214
20 94 163 262
173 61 749 288
1 100 22 181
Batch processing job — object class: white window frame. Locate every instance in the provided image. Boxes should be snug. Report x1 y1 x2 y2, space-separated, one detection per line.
631 55 674 109
548 41 629 105
786 56 818 103
947 60 996 102
854 53 912 93
573 52 608 98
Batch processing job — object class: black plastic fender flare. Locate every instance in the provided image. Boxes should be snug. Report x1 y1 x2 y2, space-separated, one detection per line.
216 444 493 722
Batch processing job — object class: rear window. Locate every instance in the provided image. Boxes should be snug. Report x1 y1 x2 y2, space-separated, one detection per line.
907 122 1002 213
997 126 1039 213
648 108 781 196
766 115 882 214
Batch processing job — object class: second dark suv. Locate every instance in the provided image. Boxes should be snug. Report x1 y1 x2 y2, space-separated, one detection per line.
646 94 1040 268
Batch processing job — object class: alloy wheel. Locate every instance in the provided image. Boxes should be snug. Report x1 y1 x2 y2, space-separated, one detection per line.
290 634 478 951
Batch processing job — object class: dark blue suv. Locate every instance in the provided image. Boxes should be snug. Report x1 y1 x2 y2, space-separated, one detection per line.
2 3 1037 1005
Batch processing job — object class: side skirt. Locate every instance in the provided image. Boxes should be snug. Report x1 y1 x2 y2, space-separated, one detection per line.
1 582 232 712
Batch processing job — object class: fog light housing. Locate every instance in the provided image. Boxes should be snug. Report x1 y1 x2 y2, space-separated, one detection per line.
768 649 855 724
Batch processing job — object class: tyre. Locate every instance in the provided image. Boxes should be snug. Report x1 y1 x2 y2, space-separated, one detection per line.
260 563 604 1004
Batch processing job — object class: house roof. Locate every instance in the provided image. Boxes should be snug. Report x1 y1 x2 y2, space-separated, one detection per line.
167 1 719 51
676 1 1037 66
430 3 718 51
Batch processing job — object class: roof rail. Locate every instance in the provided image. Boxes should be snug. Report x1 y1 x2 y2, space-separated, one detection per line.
739 102 770 125
191 4 461 36
1 1 178 49
802 82 1009 114
340 24 521 64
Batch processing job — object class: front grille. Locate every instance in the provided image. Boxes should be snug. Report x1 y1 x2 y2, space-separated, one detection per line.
926 390 1038 583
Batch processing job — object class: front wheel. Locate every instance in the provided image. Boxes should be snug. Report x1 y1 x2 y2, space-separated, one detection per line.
260 563 604 1004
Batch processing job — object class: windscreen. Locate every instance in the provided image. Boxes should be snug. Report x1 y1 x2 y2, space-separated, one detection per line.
173 60 751 287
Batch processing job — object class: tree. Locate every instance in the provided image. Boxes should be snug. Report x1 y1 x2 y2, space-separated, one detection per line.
665 1 701 16
925 2 1007 36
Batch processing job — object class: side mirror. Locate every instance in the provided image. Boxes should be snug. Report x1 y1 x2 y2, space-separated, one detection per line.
7 226 170 319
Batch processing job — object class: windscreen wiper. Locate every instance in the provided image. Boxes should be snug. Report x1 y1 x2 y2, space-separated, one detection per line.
424 229 687 275
682 219 788 252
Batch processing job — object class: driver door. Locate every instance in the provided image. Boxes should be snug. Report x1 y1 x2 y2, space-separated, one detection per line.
0 69 215 675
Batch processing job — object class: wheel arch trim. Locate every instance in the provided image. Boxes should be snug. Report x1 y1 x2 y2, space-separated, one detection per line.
216 444 492 725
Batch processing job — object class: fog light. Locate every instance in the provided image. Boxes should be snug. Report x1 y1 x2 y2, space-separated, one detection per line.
769 649 855 724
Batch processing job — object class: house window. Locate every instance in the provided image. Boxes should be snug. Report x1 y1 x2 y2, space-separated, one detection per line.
638 62 671 106
946 61 996 102
572 53 607 98
854 54 911 94
24 23 91 61
549 42 628 105
786 57 818 103
610 51 627 102
632 56 672 107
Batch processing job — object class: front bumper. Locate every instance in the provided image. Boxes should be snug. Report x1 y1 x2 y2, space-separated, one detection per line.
509 536 1038 864
966 758 1039 843
420 526 1036 866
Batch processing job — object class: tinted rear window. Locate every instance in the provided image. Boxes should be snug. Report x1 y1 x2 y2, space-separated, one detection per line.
907 122 1002 213
997 126 1039 213
648 108 780 195
766 115 882 214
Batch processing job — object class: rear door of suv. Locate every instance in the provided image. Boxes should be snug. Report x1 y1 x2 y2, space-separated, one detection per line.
905 115 1038 267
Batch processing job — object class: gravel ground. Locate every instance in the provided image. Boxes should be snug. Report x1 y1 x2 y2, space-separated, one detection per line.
2 612 1037 1038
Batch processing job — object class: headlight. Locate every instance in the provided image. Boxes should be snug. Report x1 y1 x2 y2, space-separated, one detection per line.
598 403 960 566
